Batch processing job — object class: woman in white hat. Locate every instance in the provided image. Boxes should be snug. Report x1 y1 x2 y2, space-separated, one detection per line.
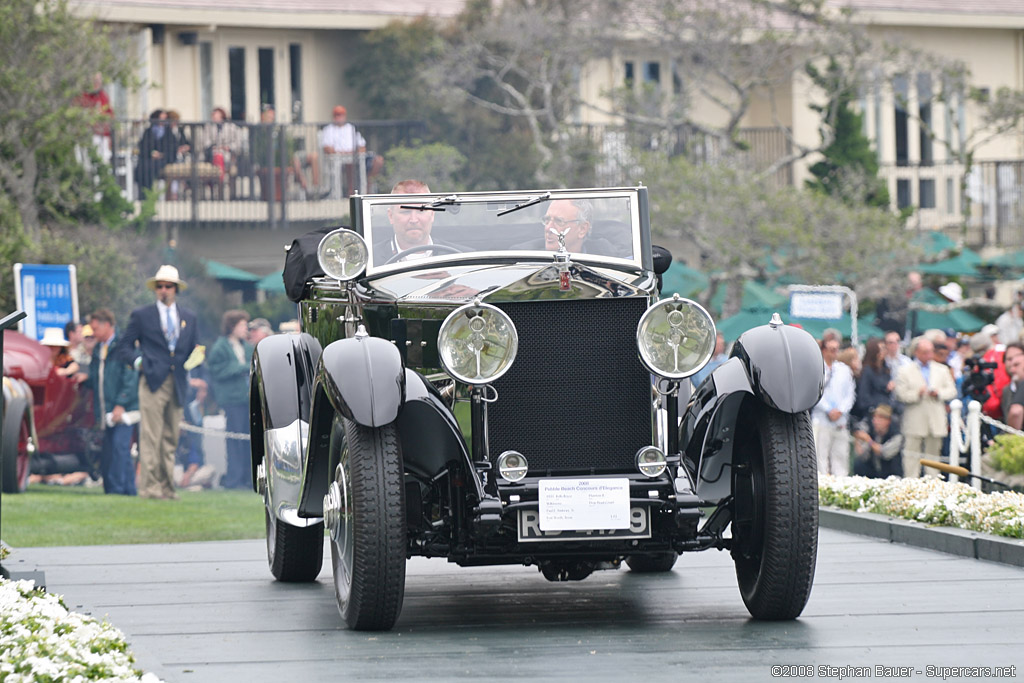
41 327 80 377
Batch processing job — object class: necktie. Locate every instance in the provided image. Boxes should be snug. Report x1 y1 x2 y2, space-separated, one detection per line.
97 343 107 429
165 307 177 352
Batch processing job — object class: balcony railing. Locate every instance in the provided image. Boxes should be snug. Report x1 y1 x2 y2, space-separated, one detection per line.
879 160 1024 248
108 119 426 230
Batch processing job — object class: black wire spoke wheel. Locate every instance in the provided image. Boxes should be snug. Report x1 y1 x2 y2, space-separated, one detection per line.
731 406 818 620
327 415 406 631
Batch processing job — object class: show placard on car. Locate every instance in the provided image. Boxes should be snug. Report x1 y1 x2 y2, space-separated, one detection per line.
539 478 630 530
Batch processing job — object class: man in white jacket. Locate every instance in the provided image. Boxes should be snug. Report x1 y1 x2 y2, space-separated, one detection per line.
811 338 856 476
894 337 958 477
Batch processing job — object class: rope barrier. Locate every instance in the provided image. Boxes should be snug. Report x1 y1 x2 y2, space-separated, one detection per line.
979 412 1024 438
178 420 250 441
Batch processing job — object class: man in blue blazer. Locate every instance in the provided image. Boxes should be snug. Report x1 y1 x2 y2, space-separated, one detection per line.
115 265 198 499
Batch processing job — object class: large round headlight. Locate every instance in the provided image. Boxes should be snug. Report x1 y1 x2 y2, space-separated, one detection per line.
636 294 716 379
438 302 518 385
317 228 368 281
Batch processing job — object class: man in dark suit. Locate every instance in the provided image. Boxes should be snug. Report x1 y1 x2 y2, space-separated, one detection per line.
115 265 198 499
373 179 463 265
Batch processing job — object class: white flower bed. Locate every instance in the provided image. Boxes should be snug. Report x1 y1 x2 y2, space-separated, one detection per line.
819 474 1024 539
0 578 161 682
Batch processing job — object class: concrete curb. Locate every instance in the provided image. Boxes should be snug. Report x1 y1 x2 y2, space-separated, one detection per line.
818 507 1024 567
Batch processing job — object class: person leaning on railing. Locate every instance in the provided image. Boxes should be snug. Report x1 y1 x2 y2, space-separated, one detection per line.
201 107 248 199
250 105 321 199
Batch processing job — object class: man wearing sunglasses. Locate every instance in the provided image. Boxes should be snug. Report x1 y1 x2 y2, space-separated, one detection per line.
115 264 199 499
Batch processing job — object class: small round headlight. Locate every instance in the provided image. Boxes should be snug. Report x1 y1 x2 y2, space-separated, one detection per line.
636 294 716 380
636 446 667 478
497 450 529 482
317 228 368 281
438 302 518 385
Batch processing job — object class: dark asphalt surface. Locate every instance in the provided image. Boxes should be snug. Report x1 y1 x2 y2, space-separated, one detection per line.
7 527 1024 682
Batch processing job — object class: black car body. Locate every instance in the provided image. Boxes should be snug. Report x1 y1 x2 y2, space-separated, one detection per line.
250 186 825 630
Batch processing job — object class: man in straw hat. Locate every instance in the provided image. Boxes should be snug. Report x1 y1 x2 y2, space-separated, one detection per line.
114 265 198 499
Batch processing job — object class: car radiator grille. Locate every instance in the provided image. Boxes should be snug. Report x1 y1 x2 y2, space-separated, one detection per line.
489 297 653 474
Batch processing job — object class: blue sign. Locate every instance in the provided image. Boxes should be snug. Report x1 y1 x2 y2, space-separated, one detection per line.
13 263 79 342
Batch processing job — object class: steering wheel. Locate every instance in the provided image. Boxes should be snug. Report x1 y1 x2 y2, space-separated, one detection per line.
384 243 464 264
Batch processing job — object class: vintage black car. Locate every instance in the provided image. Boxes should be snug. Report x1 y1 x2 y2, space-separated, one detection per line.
250 186 825 631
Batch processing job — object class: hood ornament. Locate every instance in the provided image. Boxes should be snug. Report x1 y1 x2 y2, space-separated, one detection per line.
550 227 573 291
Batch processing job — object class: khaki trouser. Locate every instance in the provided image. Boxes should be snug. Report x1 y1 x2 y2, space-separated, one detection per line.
138 375 183 499
902 434 943 479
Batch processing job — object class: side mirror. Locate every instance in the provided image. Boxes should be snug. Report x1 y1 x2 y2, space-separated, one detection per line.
652 245 673 275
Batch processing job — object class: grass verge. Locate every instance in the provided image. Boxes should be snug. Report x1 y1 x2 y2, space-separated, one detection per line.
1 485 265 547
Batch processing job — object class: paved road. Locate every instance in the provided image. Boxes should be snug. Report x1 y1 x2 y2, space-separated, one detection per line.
8 528 1024 682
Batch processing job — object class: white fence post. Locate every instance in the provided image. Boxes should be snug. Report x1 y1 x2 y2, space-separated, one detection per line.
967 400 983 491
948 398 963 484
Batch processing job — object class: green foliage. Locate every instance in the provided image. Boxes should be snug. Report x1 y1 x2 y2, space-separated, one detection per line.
806 59 890 209
12 224 155 323
0 0 136 235
345 18 540 190
641 151 914 313
243 294 299 332
988 434 1024 475
381 142 468 191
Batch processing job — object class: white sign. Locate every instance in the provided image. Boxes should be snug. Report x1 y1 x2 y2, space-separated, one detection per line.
539 478 630 531
789 291 843 320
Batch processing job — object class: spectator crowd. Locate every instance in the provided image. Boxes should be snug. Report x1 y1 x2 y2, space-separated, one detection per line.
31 265 292 498
806 320 1020 480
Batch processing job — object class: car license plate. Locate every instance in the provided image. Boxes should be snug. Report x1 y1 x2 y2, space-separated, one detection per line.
517 507 652 542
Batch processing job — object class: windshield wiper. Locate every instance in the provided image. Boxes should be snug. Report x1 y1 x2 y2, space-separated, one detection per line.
497 192 551 217
400 194 461 212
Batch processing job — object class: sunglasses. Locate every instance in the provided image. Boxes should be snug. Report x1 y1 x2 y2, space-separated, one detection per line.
155 283 176 290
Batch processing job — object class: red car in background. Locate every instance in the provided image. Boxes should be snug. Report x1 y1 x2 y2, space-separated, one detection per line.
2 329 97 493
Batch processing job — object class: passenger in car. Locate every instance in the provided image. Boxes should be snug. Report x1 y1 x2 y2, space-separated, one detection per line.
517 199 625 256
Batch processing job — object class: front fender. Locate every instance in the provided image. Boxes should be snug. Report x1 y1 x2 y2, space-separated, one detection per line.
250 333 322 524
318 335 405 428
731 321 824 413
296 335 406 517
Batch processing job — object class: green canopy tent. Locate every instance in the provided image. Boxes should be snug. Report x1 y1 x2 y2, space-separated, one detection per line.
709 280 788 316
984 248 1024 272
204 259 262 283
915 248 984 278
907 288 986 334
256 269 286 295
660 262 708 298
716 305 884 344
911 230 958 257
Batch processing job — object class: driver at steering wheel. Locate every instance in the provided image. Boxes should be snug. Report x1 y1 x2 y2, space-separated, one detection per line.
374 179 461 265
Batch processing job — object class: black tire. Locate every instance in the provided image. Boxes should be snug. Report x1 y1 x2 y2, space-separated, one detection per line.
328 415 406 631
731 406 818 620
2 399 31 494
626 553 678 573
265 504 324 582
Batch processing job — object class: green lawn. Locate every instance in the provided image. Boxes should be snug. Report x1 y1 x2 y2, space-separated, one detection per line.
1 485 266 547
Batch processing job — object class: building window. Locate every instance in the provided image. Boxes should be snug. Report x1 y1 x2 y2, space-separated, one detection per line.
199 42 213 120
896 178 911 210
893 74 909 167
228 46 245 122
624 61 634 86
643 61 660 85
919 178 936 209
918 73 933 166
946 177 955 214
671 60 682 94
289 44 302 122
259 47 275 112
